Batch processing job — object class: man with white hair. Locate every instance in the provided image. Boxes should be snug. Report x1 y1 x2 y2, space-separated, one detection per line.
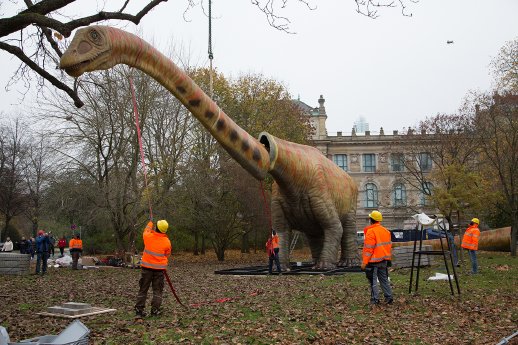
1 237 13 252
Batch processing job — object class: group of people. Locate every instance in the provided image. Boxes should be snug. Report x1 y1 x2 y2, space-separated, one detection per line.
0 231 83 275
132 212 481 318
361 211 481 305
31 231 83 275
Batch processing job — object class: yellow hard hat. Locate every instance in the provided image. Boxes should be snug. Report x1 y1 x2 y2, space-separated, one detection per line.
157 220 169 233
471 218 480 225
369 210 383 222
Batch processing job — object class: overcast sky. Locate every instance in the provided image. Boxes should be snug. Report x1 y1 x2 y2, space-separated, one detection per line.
1 1 517 134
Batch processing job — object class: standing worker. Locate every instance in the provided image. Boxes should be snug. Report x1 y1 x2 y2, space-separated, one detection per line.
19 237 27 254
48 232 56 258
266 229 282 275
135 220 171 318
461 218 481 274
69 234 83 270
35 230 51 275
361 211 393 305
57 236 67 257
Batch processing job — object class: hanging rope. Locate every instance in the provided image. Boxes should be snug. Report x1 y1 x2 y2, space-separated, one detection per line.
129 74 153 221
259 181 272 230
129 73 188 308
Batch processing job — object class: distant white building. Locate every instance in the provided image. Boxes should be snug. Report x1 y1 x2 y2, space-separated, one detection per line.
353 116 369 134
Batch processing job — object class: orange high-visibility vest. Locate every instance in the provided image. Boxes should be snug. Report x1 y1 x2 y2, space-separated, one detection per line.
141 221 171 270
271 235 279 249
69 238 83 250
362 223 392 266
363 223 377 236
461 225 480 251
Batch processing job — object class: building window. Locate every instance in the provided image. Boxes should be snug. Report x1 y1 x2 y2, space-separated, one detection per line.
365 183 379 208
393 183 407 207
391 153 405 172
333 154 348 171
420 182 434 206
417 152 433 172
363 154 376 172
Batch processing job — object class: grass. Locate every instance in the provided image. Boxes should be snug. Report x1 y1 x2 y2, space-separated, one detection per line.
0 250 516 344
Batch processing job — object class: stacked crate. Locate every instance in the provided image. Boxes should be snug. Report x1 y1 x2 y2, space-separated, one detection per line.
0 253 31 275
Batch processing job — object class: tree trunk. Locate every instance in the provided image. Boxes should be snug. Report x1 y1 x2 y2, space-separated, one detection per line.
2 215 12 242
201 234 206 255
114 230 128 254
241 232 250 253
193 231 199 255
215 246 225 261
31 220 38 238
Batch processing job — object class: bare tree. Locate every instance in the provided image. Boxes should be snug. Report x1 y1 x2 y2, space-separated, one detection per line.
0 0 168 107
44 66 144 252
354 0 418 19
23 131 58 237
0 118 29 241
474 93 518 256
386 113 487 231
490 37 518 94
417 114 487 228
247 0 418 32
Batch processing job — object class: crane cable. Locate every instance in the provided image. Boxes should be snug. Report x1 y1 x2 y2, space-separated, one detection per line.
208 0 214 99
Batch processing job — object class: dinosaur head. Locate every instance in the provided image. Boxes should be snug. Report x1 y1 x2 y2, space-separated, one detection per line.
60 26 114 77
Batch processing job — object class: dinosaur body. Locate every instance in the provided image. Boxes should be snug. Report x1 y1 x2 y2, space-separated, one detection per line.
60 26 359 268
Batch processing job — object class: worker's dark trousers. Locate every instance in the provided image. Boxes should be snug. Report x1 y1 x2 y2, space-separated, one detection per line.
365 261 393 304
35 252 48 274
268 248 281 274
135 268 165 311
71 252 80 269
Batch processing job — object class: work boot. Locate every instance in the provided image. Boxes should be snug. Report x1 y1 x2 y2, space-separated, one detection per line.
385 298 394 305
134 307 147 318
150 307 161 317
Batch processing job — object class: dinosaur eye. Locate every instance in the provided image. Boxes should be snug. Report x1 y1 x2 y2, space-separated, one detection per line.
89 30 100 42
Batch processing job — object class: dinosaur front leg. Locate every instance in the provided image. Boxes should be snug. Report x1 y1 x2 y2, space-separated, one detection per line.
310 198 343 269
338 211 360 267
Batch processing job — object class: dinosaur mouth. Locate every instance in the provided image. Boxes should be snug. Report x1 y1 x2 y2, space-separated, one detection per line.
62 60 92 77
61 50 110 77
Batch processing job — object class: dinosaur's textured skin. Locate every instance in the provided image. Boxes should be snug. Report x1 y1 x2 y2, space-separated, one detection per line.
60 26 359 268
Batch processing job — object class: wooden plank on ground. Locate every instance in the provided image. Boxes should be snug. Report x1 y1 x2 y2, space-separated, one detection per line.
36 307 116 319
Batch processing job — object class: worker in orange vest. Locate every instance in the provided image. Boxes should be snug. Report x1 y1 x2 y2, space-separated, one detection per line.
361 210 393 305
266 229 282 275
69 234 83 270
135 220 171 318
461 218 481 274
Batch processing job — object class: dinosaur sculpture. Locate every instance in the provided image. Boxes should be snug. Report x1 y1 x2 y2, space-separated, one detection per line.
60 26 359 269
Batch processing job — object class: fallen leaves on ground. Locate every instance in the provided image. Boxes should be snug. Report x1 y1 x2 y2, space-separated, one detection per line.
0 251 516 345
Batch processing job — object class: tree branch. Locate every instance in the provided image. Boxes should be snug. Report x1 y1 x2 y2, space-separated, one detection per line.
0 41 83 107
0 0 167 38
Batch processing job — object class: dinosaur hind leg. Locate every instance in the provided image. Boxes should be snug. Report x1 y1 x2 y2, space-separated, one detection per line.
338 211 361 267
306 234 324 265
